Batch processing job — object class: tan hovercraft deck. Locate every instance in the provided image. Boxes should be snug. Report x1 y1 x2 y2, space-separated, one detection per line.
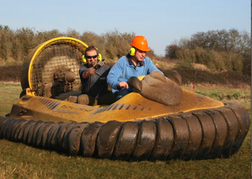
9 88 224 123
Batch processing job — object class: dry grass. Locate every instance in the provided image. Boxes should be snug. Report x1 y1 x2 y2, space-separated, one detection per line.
193 63 209 71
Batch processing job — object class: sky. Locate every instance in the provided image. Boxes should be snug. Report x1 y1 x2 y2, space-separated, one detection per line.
0 0 250 56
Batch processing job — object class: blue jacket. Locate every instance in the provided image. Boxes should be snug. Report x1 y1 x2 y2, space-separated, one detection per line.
107 55 163 93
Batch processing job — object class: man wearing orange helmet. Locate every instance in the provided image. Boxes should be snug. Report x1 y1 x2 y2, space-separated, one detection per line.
107 35 163 100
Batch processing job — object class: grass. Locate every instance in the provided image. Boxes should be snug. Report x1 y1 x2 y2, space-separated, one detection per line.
182 85 251 115
0 82 21 116
0 82 251 179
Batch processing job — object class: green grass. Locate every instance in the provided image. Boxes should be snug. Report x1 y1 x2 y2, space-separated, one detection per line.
0 82 251 179
0 82 21 116
183 85 251 115
0 138 250 179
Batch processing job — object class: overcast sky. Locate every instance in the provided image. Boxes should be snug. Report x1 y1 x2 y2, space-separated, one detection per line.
0 0 250 56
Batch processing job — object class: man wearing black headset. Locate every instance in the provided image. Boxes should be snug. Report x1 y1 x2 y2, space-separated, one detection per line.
78 46 115 105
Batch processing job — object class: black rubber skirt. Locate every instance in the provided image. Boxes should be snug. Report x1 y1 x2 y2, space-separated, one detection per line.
0 102 250 161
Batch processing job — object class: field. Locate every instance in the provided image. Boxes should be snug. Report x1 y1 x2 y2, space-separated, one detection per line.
0 82 251 179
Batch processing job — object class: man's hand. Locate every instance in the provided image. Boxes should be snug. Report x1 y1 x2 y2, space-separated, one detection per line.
93 59 105 70
117 81 128 89
82 67 96 79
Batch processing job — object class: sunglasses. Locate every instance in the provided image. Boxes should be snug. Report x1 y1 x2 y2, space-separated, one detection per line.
86 55 98 59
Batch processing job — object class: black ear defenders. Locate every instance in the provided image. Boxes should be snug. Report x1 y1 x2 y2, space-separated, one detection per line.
82 47 102 63
129 47 136 56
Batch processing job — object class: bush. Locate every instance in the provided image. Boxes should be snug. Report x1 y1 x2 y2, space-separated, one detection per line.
231 54 244 72
242 55 251 75
175 48 196 63
0 65 22 81
104 30 135 60
164 29 251 75
175 58 194 70
165 44 181 59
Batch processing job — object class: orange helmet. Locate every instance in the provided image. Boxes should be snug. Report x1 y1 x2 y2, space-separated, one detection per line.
130 36 150 52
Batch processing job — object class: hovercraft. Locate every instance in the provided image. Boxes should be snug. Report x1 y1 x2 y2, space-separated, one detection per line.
0 37 250 161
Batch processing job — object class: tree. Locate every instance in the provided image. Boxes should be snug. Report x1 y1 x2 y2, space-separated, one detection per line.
0 25 14 61
15 27 35 57
165 44 180 59
189 29 251 55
